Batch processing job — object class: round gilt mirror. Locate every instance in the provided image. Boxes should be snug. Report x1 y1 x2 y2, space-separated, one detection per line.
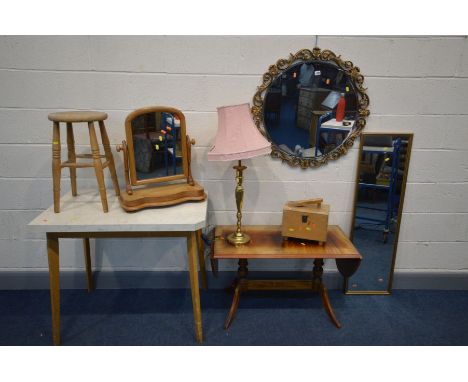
252 47 370 168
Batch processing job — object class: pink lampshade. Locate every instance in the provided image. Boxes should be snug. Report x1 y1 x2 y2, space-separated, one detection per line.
207 103 271 161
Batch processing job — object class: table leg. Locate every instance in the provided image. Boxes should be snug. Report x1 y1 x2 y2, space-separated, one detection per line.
226 258 248 294
196 229 208 291
320 285 341 328
313 259 341 328
83 238 94 292
209 234 219 277
47 234 61 345
187 231 203 343
224 259 248 329
224 281 243 329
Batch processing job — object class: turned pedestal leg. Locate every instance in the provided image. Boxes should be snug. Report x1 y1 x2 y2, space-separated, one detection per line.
98 120 120 197
312 258 324 288
225 258 248 293
88 122 108 212
66 122 77 196
52 122 61 213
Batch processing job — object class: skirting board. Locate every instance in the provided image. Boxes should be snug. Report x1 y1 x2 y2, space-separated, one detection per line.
0 270 468 290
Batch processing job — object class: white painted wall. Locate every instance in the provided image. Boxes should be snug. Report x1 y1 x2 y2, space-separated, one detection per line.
0 36 467 277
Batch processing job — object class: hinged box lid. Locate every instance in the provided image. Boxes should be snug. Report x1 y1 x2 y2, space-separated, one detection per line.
283 198 330 215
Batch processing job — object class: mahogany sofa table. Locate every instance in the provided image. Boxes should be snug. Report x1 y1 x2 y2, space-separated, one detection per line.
29 190 208 345
213 225 362 329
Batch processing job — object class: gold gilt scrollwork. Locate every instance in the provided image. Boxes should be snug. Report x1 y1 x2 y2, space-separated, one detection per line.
252 47 370 169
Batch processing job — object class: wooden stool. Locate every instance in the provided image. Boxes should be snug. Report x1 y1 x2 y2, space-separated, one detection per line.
48 111 120 213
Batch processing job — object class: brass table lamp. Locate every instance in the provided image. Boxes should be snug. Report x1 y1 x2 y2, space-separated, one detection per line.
208 103 271 245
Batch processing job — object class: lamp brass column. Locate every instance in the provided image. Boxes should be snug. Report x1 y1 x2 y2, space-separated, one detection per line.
227 160 250 245
207 103 271 246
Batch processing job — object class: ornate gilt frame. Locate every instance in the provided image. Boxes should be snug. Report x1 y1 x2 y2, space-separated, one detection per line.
251 47 370 168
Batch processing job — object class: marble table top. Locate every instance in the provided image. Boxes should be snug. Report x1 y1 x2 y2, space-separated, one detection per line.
28 190 208 233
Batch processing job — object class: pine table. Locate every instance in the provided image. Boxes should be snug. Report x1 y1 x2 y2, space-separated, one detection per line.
29 190 208 345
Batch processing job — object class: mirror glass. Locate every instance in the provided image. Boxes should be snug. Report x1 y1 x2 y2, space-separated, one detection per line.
346 133 413 293
263 60 359 159
130 111 184 181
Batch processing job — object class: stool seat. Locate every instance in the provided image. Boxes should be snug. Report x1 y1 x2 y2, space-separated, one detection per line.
48 111 108 123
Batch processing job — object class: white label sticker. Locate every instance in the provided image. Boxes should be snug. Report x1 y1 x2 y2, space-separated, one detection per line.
314 70 321 75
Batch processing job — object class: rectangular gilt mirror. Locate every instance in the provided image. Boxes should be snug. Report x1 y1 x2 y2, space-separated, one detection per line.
345 132 413 294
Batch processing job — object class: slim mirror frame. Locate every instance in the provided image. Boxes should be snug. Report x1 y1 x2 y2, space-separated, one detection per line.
252 47 370 168
345 132 414 295
125 106 189 186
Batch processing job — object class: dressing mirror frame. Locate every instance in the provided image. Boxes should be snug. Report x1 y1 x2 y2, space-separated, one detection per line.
251 47 370 168
345 132 414 295
125 106 189 186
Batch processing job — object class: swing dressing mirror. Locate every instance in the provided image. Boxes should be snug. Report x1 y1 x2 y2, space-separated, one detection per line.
117 106 206 211
126 107 188 184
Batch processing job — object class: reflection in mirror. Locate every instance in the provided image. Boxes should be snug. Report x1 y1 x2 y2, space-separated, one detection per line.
253 48 370 168
263 60 358 159
346 133 413 294
118 106 206 211
131 111 183 181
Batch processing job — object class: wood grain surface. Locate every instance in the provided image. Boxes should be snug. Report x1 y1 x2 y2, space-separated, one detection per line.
213 225 361 259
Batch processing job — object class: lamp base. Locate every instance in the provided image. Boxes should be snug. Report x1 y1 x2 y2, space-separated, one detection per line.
227 231 251 245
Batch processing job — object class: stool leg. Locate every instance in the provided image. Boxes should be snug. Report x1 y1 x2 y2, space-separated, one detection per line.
98 120 120 196
52 121 61 213
88 121 108 212
66 122 77 196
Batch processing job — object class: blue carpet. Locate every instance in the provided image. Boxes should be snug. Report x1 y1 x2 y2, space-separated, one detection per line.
349 199 398 291
349 227 395 291
1 289 467 345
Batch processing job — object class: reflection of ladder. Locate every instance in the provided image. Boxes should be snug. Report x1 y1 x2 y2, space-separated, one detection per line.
161 112 181 176
356 138 401 243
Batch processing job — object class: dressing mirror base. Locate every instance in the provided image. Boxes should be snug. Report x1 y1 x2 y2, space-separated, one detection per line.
119 182 206 212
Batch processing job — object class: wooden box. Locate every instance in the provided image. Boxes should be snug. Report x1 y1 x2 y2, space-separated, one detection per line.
281 198 330 243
